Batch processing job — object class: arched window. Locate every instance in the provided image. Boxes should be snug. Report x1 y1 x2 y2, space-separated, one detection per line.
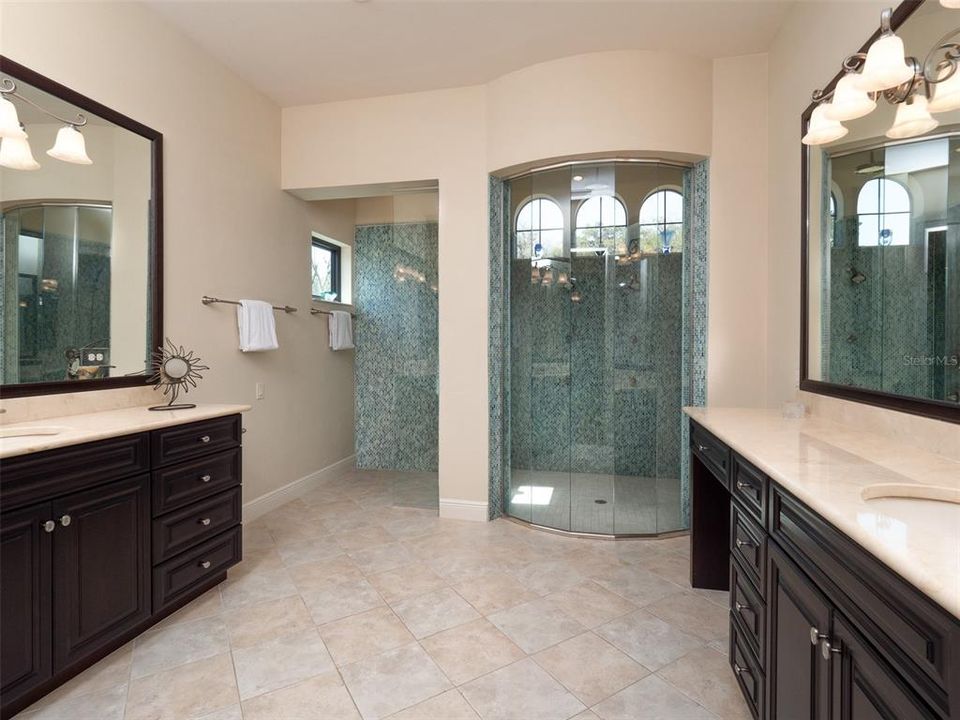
637 189 683 255
515 197 564 259
857 178 910 247
574 195 627 254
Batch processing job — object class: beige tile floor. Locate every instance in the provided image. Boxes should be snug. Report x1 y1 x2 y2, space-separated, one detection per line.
16 470 749 720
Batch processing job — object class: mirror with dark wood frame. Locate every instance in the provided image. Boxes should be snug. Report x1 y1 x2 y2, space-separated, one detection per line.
0 56 162 398
801 0 960 423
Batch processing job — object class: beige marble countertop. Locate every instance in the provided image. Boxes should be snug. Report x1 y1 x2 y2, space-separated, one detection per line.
0 403 251 460
684 406 960 619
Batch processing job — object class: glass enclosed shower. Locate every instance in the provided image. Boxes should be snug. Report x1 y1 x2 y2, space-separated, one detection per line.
503 161 690 536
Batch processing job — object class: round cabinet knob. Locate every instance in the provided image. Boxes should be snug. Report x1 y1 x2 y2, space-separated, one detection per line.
735 601 751 614
199 560 211 570
200 474 212 483
199 517 211 526
736 480 749 490
42 520 56 533
697 444 708 452
821 639 842 660
733 663 751 677
810 627 829 646
60 514 71 527
199 435 211 444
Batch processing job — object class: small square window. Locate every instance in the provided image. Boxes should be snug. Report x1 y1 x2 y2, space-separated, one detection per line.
312 238 341 301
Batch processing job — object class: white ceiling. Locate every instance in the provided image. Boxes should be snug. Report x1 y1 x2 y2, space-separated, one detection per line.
145 0 795 107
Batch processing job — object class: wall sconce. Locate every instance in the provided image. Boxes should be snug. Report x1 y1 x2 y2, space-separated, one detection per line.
0 76 92 170
803 7 959 145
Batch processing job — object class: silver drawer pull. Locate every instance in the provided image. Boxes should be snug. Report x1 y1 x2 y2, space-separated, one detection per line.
199 517 212 526
42 520 56 533
735 601 751 614
200 474 212 483
60 514 71 527
735 538 755 549
736 480 752 491
733 663 751 677
199 435 211 444
820 639 842 660
697 444 708 452
810 627 828 646
199 560 211 569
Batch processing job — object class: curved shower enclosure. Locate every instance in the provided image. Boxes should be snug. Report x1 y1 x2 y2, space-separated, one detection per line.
501 160 695 537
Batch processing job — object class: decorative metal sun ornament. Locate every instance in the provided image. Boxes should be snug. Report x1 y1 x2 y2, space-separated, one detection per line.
148 339 209 411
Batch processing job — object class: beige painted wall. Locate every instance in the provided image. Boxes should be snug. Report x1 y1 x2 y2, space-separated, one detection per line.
1 1 356 504
765 1 887 407
284 86 490 508
486 50 712 171
355 193 440 225
708 54 769 407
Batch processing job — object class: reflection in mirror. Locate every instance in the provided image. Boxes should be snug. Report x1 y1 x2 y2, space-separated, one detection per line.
805 2 960 414
0 61 156 391
808 135 959 403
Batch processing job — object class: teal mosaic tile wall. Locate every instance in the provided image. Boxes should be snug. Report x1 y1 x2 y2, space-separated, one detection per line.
507 254 683 479
354 222 439 472
487 162 709 527
823 221 947 401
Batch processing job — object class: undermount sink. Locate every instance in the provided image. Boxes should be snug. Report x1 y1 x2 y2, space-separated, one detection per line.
861 483 960 505
0 426 69 439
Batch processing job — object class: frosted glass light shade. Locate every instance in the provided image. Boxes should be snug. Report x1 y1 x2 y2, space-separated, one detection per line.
0 96 26 139
929 66 960 113
886 95 939 139
0 132 40 170
802 104 848 145
47 125 92 164
825 74 876 120
857 34 914 91
941 0 960 8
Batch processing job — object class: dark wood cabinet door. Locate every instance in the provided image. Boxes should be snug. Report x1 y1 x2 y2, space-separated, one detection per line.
767 544 832 720
0 503 53 705
51 475 151 671
831 615 938 720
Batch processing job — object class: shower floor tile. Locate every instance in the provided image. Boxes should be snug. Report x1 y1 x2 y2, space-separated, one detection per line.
508 470 681 534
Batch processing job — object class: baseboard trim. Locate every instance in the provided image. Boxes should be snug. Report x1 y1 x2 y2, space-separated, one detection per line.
439 497 489 522
243 454 356 522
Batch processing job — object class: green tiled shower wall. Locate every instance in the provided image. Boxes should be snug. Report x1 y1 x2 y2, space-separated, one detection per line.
354 222 439 472
488 161 709 524
823 220 957 402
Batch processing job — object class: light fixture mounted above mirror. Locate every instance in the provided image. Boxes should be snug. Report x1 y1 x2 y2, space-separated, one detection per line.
803 3 959 146
0 77 93 169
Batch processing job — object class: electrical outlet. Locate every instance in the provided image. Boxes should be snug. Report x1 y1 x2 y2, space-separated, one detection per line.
255 382 265 400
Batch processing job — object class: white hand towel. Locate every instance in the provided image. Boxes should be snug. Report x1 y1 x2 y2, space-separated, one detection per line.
237 299 279 352
329 310 354 351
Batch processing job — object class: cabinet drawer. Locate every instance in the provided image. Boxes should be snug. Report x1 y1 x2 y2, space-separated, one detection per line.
153 526 242 611
730 558 765 666
731 455 766 525
0 434 149 512
151 415 241 468
770 487 957 718
152 488 241 564
152 448 241 516
691 423 730 487
730 616 764 720
731 501 766 594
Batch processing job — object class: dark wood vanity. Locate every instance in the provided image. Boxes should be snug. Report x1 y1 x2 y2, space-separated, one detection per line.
689 419 960 720
0 414 243 719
